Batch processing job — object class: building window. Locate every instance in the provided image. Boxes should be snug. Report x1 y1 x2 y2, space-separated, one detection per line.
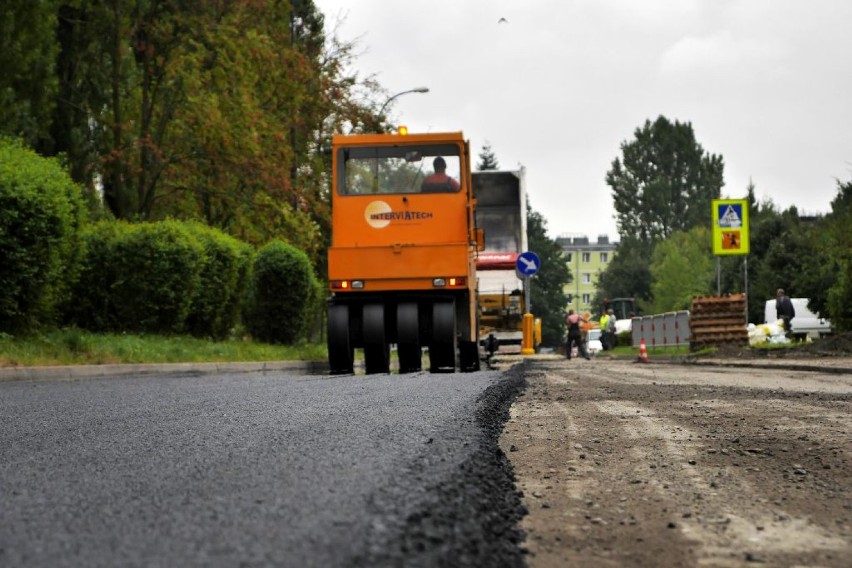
582 293 591 304
582 273 591 284
565 252 572 263
582 252 590 263
600 252 609 263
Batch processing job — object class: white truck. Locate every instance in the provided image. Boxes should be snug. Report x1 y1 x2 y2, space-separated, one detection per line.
473 168 527 353
763 298 832 339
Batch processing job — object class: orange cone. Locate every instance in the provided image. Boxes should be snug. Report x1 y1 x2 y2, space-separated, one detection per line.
638 339 649 363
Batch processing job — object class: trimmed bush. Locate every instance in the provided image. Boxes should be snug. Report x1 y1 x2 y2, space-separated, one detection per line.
244 240 320 344
63 220 127 331
183 222 253 339
66 220 259 337
109 221 204 333
615 330 632 348
0 137 86 332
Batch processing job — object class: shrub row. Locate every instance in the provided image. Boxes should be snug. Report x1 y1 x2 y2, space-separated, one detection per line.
0 137 86 333
67 222 322 342
65 220 253 338
1 136 323 343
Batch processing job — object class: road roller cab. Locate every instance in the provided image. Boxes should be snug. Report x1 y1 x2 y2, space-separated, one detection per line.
327 130 481 374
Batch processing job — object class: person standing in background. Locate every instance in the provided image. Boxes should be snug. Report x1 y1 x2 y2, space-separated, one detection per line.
599 310 610 350
605 308 617 349
776 288 795 338
565 310 591 360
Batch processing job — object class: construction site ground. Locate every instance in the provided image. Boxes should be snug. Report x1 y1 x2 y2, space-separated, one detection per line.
497 339 852 567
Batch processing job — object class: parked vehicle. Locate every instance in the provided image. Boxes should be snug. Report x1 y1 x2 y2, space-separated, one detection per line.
763 298 832 339
586 328 603 354
604 297 637 333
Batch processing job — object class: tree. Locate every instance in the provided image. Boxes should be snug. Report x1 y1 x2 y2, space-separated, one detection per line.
49 2 111 186
823 178 852 331
0 0 58 149
527 206 571 347
606 116 724 243
4 1 389 279
157 2 323 251
748 206 811 310
593 237 653 314
36 1 381 273
477 142 499 171
719 181 785 323
738 178 851 330
648 227 714 313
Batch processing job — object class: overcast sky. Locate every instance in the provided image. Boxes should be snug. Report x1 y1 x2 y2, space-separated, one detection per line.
313 0 852 241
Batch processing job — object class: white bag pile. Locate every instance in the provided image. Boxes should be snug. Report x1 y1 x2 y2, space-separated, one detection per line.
748 320 790 345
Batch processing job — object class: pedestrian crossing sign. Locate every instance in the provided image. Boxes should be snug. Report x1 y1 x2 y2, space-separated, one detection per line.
712 199 749 255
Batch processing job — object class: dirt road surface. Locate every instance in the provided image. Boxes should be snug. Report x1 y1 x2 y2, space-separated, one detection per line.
500 357 851 567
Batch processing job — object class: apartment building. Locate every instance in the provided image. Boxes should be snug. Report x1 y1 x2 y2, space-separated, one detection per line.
556 234 617 316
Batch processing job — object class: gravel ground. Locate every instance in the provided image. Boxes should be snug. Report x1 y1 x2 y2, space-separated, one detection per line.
501 357 851 567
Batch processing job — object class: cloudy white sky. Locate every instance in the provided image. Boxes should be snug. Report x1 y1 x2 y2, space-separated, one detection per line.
314 0 852 240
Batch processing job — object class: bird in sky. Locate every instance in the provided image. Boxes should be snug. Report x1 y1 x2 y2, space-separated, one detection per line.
498 17 508 24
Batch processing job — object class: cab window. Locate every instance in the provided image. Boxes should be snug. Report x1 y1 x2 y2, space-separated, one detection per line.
338 144 461 195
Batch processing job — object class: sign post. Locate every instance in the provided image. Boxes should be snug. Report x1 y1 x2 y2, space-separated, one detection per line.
712 199 750 311
515 251 541 355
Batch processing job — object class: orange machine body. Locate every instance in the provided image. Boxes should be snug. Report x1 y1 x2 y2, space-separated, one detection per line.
326 130 481 373
329 131 476 293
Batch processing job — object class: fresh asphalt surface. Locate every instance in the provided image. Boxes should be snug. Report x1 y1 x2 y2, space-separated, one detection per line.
0 366 526 567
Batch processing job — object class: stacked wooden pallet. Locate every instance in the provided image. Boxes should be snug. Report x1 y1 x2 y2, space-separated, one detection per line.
689 294 748 350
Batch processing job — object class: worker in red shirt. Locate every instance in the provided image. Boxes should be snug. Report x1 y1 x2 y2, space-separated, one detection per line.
421 157 460 192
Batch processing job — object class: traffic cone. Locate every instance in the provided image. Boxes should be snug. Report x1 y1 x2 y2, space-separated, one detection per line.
638 339 649 363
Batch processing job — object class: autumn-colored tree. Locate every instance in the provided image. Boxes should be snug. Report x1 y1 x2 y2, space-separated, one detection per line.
39 1 383 273
155 1 372 267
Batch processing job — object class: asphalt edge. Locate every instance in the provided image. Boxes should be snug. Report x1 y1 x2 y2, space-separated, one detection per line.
0 360 330 382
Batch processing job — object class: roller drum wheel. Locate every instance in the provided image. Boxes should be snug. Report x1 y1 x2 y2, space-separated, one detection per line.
327 304 354 374
397 302 422 373
429 301 457 373
459 341 480 372
363 303 390 374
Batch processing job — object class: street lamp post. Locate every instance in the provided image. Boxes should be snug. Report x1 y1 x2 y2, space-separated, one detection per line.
377 87 430 123
372 87 429 190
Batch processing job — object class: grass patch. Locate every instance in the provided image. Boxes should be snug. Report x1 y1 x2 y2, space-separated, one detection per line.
748 341 809 352
0 328 326 367
600 344 693 358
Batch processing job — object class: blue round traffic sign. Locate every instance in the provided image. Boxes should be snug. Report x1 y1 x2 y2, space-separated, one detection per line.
515 251 540 276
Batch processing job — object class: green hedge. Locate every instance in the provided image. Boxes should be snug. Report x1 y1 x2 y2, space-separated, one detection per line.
67 220 259 337
63 220 126 331
107 221 204 333
243 240 321 344
183 222 253 339
0 137 86 332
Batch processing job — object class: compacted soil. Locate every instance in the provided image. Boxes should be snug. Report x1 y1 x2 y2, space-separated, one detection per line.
501 357 851 567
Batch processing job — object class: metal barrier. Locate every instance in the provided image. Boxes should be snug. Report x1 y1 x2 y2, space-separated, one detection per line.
631 311 691 348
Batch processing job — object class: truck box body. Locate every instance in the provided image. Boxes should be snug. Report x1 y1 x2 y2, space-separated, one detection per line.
472 169 527 350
